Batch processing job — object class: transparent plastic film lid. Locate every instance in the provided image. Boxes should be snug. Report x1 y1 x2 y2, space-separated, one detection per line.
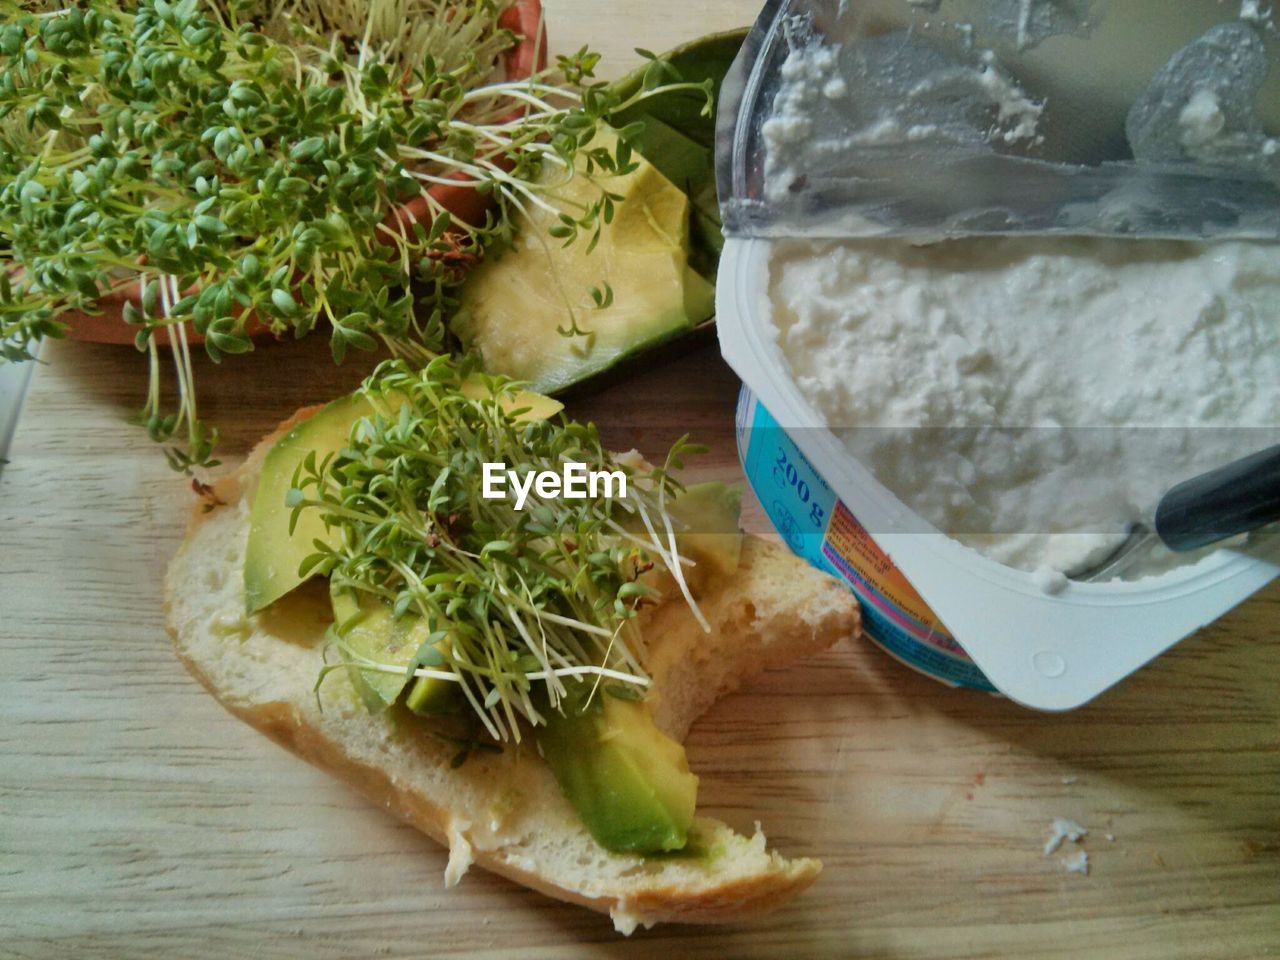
716 0 1280 240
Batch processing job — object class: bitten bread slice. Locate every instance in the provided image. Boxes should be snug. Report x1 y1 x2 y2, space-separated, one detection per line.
164 409 860 933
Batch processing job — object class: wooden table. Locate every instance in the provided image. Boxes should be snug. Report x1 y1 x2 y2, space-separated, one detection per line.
2 3 1278 957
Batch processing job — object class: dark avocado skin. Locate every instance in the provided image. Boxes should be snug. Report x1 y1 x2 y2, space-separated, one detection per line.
609 30 749 151
610 30 747 284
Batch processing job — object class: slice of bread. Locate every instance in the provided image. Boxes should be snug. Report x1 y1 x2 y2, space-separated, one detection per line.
164 409 860 933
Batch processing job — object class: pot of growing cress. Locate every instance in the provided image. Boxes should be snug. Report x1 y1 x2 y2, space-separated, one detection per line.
0 0 712 470
59 0 549 347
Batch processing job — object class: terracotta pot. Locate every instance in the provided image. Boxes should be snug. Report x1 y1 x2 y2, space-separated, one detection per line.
64 0 547 345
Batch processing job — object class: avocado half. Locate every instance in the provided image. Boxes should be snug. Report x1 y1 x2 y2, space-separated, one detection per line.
453 124 716 395
452 30 747 398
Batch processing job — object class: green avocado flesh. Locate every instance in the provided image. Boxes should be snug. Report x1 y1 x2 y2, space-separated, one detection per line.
330 586 456 715
243 383 561 614
454 125 715 395
537 683 698 854
244 393 373 614
626 113 710 199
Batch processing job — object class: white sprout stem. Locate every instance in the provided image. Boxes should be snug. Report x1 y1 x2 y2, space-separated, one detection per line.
500 597 563 700
448 117 568 141
374 178 449 245
367 194 415 273
158 276 190 434
456 668 505 741
402 168 485 188
489 568 617 642
631 499 673 569
344 660 649 686
520 695 546 728
659 504 710 633
430 122 524 155
533 609 614 638
385 146 560 221
488 176 562 220
509 141 570 168
356 11 375 74
380 147 502 205
603 515 694 569
586 620 628 703
144 307 162 421
168 275 198 441
487 634 524 741
469 155 566 213
146 335 161 404
459 80 579 108
389 144 514 193
513 568 552 660
635 499 710 633
530 666 648 684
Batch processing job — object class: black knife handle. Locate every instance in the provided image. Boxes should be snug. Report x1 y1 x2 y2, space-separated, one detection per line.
1155 444 1280 553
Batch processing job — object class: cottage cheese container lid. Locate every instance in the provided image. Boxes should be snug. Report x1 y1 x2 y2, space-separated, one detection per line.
715 0 1280 243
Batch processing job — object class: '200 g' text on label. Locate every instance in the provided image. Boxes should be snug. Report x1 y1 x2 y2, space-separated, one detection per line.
481 462 628 511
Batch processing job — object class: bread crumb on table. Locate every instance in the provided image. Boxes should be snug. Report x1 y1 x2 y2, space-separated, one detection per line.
1044 817 1088 856
1063 850 1090 875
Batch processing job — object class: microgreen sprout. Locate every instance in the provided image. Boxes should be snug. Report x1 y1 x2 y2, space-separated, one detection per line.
0 0 714 470
293 355 707 741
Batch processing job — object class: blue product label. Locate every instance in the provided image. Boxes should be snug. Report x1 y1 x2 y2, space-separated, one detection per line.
737 387 996 694
739 390 838 576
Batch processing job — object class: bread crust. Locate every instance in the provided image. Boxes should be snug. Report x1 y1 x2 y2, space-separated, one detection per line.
165 408 858 930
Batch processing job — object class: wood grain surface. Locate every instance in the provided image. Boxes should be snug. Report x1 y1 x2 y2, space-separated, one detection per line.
2 3 1278 958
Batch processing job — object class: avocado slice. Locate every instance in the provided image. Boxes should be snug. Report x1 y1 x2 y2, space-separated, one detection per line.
536 682 698 854
454 125 714 395
330 586 457 715
244 383 562 614
244 393 374 614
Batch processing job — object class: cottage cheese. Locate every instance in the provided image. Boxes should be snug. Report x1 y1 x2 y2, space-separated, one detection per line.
768 237 1280 577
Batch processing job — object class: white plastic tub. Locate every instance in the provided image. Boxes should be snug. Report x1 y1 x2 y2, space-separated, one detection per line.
719 236 1280 709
